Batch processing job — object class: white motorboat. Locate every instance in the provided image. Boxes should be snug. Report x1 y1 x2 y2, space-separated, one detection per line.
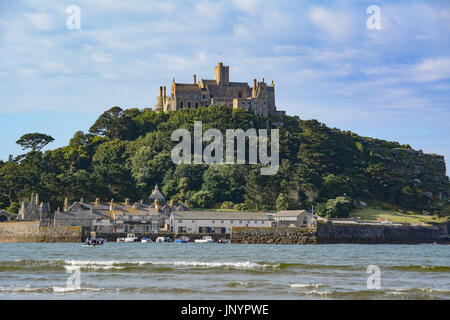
141 237 152 243
156 236 173 243
195 236 214 243
117 233 138 242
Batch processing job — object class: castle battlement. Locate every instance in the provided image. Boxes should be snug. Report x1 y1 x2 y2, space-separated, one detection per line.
155 62 278 117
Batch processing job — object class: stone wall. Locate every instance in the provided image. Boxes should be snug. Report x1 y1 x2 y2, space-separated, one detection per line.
0 221 86 243
230 223 444 244
317 221 441 244
230 227 317 244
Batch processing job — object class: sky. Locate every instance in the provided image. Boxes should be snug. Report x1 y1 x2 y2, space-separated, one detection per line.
0 0 449 174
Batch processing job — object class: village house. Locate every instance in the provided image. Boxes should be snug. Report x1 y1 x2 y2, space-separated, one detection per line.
52 185 179 233
272 210 316 228
166 211 273 234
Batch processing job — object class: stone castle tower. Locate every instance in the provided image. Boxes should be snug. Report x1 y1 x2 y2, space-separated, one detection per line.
155 62 279 117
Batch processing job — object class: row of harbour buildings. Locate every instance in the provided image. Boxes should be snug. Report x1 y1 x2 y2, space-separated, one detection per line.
6 185 317 235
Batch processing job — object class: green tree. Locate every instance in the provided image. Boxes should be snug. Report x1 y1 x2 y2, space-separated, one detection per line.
276 193 289 211
16 133 54 152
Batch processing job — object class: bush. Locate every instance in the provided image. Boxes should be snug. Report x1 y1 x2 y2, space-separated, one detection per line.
276 193 289 211
318 196 355 218
221 201 234 209
189 191 214 208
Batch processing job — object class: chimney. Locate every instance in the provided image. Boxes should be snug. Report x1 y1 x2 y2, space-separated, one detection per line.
35 193 39 205
95 198 100 205
64 197 69 211
193 74 196 84
80 197 84 204
110 199 114 211
125 198 130 206
159 86 163 97
163 86 166 97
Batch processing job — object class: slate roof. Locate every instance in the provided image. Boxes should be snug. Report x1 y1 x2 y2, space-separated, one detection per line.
273 210 310 217
170 211 272 221
148 184 165 202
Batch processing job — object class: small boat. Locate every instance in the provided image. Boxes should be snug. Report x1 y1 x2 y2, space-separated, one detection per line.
195 236 214 243
117 233 138 242
141 237 152 243
217 238 229 244
174 236 190 243
156 236 171 243
85 238 105 246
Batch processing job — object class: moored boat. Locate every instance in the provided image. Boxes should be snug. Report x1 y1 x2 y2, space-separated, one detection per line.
156 236 172 243
85 238 105 246
141 237 152 243
117 233 138 242
195 236 214 243
174 236 190 243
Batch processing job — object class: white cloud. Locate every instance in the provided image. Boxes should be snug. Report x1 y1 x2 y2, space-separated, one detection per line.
412 57 450 82
308 7 355 41
26 12 54 31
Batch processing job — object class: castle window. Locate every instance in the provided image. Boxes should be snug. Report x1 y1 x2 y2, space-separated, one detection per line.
195 102 198 108
188 101 191 108
180 102 183 109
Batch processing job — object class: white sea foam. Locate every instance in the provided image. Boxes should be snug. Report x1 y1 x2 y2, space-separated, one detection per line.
62 259 279 270
153 261 276 269
52 286 102 293
304 289 333 296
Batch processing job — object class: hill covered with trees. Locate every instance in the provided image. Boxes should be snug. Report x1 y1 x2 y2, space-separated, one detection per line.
0 105 448 218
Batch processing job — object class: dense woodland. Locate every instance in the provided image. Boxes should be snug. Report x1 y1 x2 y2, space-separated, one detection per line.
0 105 448 218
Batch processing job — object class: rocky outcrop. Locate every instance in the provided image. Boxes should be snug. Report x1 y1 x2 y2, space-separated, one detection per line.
359 137 449 205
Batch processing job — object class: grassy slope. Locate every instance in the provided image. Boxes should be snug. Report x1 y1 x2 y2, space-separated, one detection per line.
351 207 449 225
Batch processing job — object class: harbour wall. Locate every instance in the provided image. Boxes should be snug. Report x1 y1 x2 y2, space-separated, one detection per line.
0 221 87 243
231 227 317 244
231 222 443 244
317 221 442 244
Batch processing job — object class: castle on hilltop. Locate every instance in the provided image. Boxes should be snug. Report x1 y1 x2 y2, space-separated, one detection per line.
155 62 282 117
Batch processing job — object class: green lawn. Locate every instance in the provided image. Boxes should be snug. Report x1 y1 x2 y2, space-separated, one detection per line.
351 207 448 225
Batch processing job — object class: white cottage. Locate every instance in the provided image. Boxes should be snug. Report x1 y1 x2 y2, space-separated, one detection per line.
166 211 273 234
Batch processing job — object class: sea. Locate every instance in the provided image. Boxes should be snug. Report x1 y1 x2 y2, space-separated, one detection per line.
0 243 448 300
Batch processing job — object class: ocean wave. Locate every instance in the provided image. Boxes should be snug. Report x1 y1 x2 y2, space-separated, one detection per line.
388 265 450 272
52 286 102 293
3 259 449 275
290 283 326 289
0 285 53 293
226 281 249 287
